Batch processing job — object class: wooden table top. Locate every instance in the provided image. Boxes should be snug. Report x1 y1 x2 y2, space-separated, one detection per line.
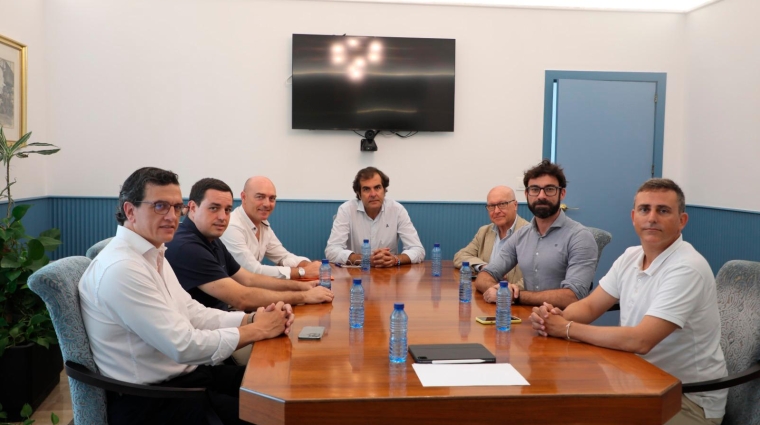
240 261 681 425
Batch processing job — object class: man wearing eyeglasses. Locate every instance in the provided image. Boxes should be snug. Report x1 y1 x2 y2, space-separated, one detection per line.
79 167 294 424
454 186 529 287
474 159 598 309
325 166 425 267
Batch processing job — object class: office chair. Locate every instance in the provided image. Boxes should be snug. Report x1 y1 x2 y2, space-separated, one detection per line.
85 237 113 259
585 227 612 290
682 260 760 425
28 256 223 425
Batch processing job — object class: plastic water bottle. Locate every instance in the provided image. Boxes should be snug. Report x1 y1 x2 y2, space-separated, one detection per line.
459 262 472 303
496 281 512 332
319 259 331 289
361 239 371 271
350 279 364 329
389 303 408 363
431 243 442 277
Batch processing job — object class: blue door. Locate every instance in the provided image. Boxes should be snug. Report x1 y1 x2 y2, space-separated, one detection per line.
544 71 666 323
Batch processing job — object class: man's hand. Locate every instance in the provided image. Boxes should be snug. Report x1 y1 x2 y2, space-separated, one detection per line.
300 261 322 279
303 286 335 304
282 303 295 335
529 302 566 337
371 248 397 268
483 284 499 303
509 283 520 303
250 302 289 339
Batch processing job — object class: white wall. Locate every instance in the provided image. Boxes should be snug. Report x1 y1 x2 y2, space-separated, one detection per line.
0 0 49 200
38 0 687 202
684 0 760 211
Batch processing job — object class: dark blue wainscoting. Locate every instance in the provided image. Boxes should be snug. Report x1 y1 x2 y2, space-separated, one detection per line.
8 197 759 277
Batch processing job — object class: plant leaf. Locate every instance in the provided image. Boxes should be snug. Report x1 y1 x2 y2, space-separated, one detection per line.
51 412 59 424
17 149 61 156
24 142 57 147
29 314 48 326
36 337 50 349
4 269 22 282
27 239 45 261
39 228 61 239
37 236 62 251
11 204 32 221
10 132 32 153
1 256 22 269
20 403 33 418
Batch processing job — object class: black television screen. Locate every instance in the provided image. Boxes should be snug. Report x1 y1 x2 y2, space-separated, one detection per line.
292 34 455 132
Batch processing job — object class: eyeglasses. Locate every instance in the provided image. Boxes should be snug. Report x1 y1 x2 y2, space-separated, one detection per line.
526 185 561 197
133 201 187 217
485 200 516 212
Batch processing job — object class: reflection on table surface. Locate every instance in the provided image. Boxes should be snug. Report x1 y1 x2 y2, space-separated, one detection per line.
240 261 681 425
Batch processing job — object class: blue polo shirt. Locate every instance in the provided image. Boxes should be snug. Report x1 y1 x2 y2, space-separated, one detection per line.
165 218 241 311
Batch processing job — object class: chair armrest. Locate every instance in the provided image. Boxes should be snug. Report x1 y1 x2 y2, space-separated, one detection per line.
65 361 207 399
682 361 760 393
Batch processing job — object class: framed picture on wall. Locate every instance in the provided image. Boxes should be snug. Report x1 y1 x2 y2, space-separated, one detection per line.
0 34 27 144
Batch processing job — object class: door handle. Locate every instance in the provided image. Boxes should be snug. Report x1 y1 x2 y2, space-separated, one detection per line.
560 204 579 212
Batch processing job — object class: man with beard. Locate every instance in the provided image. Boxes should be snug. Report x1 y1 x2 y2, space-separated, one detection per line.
474 160 598 308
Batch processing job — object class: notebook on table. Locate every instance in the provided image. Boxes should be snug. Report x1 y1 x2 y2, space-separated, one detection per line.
408 343 496 364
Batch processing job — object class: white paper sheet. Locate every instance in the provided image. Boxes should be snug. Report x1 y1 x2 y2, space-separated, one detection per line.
412 363 530 387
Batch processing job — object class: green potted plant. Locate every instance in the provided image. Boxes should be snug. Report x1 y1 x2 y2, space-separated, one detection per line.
0 127 62 422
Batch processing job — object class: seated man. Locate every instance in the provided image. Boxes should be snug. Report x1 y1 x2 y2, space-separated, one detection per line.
454 185 529 288
530 178 727 425
165 177 334 312
221 176 321 280
79 167 294 425
325 166 425 267
474 160 597 308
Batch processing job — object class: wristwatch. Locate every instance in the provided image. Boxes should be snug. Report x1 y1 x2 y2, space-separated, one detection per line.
298 267 305 278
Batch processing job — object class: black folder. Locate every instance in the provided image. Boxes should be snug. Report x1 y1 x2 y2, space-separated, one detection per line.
408 343 496 364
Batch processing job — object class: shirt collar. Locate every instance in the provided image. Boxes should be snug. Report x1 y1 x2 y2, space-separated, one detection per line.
115 225 166 256
491 217 518 239
636 235 684 276
530 209 567 233
179 217 215 248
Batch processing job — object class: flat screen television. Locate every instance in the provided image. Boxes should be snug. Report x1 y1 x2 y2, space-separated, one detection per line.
292 34 455 132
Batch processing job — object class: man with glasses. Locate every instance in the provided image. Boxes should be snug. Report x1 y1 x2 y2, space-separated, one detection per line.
325 166 425 267
474 159 598 308
454 186 529 287
79 167 295 424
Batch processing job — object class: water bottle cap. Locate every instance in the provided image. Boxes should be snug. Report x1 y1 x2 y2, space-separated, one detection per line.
321 259 329 264
363 239 369 243
394 303 404 310
462 261 469 267
499 281 509 287
353 278 362 285
434 243 440 247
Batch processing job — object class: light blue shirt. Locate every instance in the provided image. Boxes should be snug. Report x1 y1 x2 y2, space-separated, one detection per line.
325 198 425 264
488 220 518 264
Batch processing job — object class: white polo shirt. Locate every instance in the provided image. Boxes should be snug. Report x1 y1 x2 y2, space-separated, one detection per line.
599 236 728 418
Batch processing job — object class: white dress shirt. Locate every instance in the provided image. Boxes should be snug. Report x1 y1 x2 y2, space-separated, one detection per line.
325 198 425 264
220 206 309 279
599 236 727 418
79 226 245 385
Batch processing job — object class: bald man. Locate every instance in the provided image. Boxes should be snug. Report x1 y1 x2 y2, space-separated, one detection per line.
454 186 529 288
220 176 321 280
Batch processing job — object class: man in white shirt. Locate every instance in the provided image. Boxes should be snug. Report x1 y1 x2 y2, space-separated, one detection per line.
220 176 321 280
325 166 425 267
530 178 727 425
79 167 294 425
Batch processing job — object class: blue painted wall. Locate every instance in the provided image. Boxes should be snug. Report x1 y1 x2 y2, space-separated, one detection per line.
8 197 759 277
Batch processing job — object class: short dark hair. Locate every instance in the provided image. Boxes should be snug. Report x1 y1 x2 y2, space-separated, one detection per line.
635 178 686 213
189 178 234 206
116 167 180 225
523 159 567 189
352 167 390 200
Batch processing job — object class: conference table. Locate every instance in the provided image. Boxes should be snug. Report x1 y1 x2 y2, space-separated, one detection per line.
240 261 681 425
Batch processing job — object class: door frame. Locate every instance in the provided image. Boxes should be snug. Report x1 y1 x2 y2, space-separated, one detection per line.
542 70 667 177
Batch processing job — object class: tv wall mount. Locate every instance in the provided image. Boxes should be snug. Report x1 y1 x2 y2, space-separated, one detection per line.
360 130 378 152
